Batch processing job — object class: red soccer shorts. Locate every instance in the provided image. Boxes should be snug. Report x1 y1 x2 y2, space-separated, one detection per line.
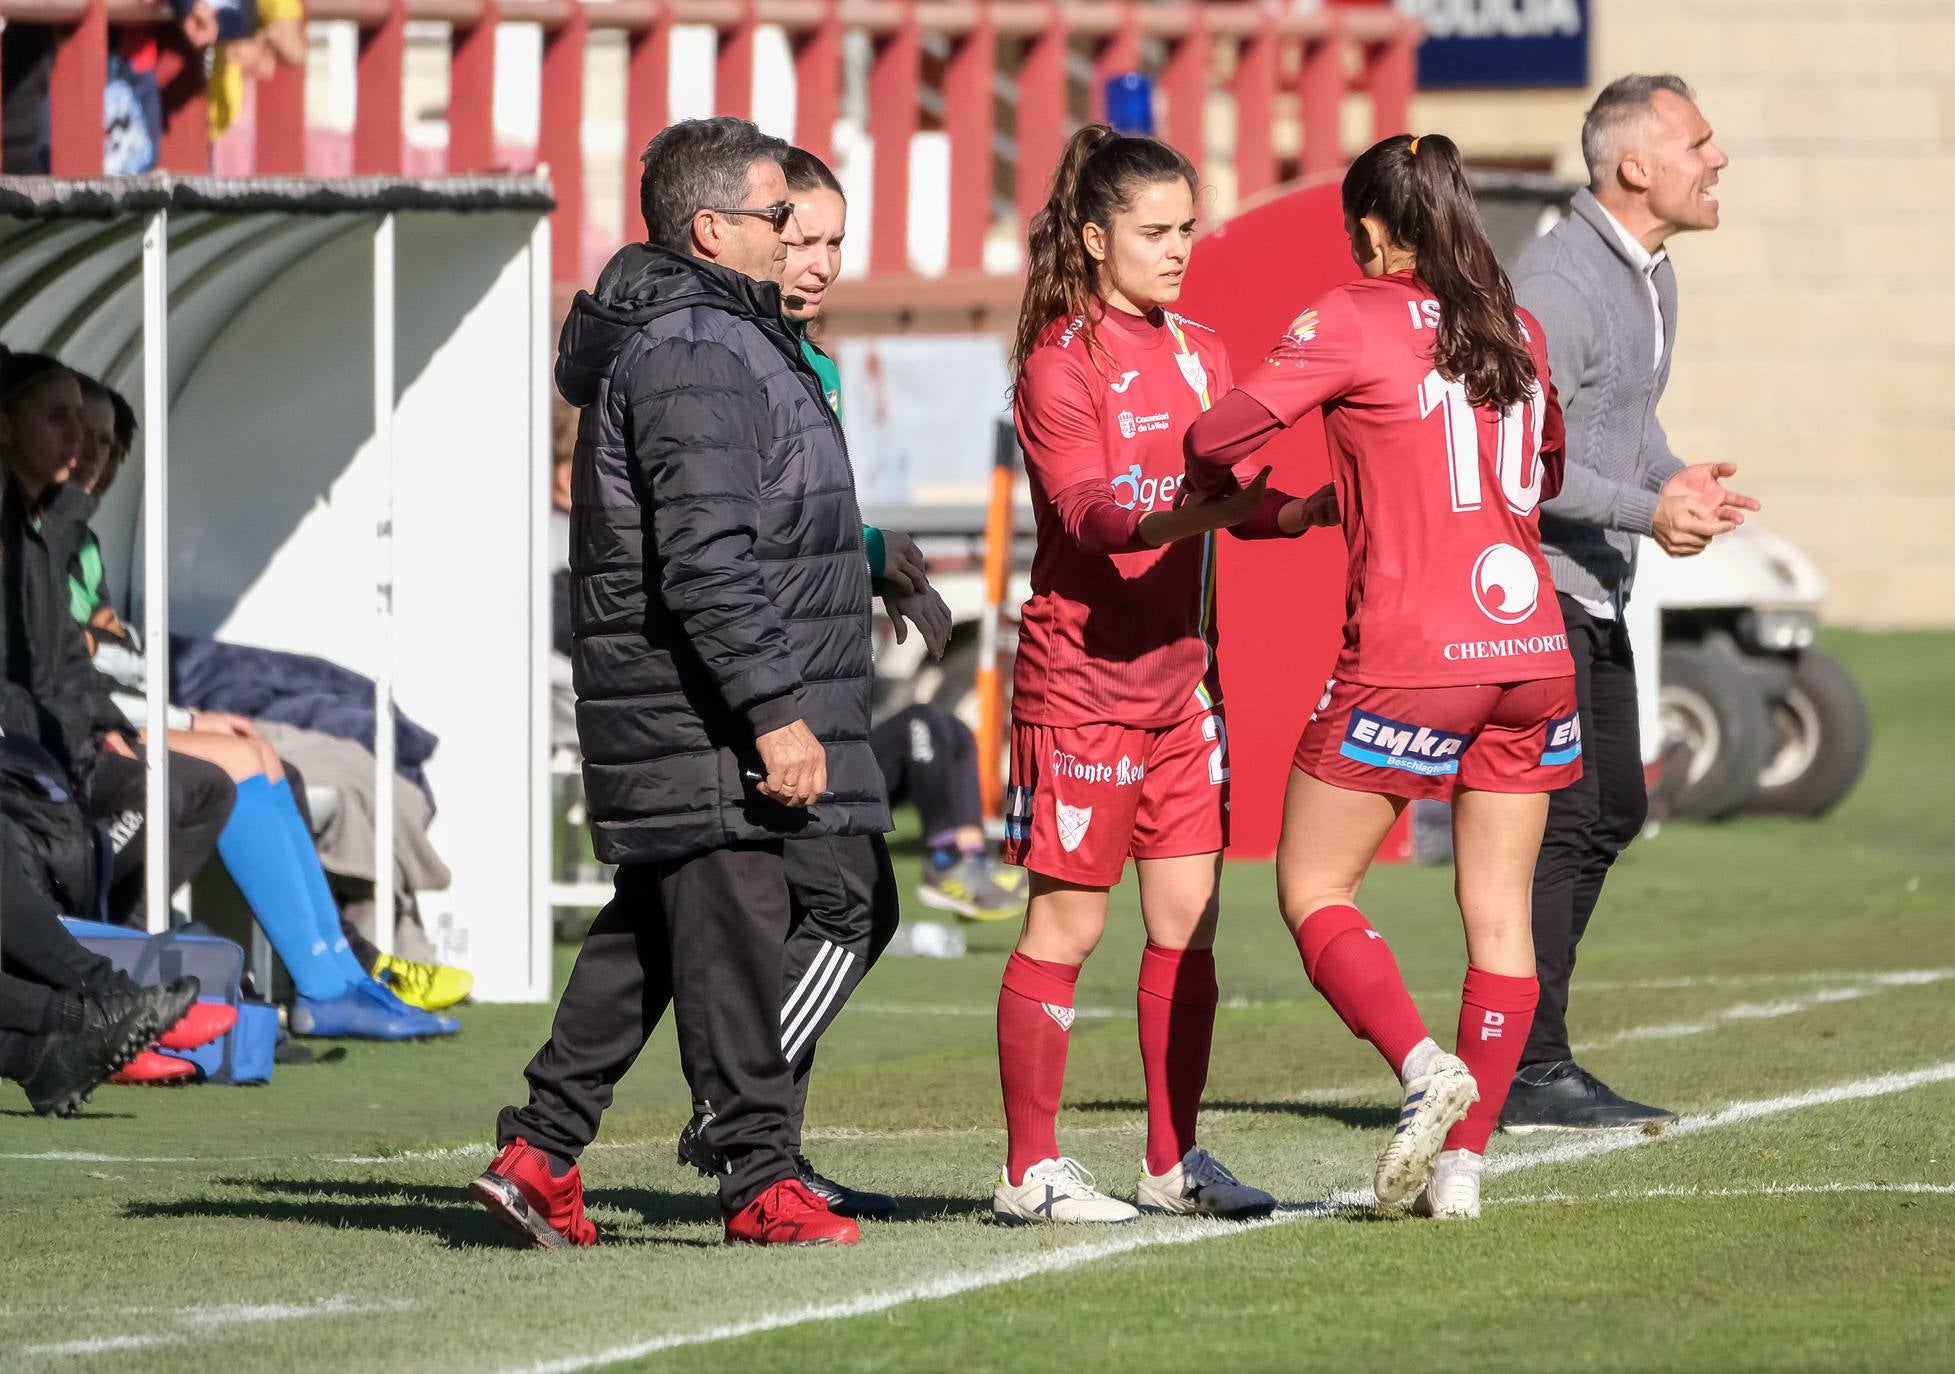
1293 676 1583 801
1004 710 1230 887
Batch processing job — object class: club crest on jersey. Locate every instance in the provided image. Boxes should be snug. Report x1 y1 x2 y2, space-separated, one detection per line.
1056 802 1094 852
1339 710 1468 777
1540 711 1583 766
1005 785 1034 842
1175 350 1209 397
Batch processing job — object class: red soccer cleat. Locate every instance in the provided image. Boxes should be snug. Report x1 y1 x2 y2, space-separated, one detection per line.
724 1177 861 1247
110 1050 199 1085
469 1139 598 1248
159 1001 239 1052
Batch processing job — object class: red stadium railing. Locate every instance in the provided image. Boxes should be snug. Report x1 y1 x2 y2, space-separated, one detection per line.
0 0 1417 297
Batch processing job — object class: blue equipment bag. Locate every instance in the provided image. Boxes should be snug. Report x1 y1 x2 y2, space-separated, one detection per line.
60 919 277 1085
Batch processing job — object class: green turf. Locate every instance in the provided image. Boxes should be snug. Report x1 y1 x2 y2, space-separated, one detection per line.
4 630 1953 1373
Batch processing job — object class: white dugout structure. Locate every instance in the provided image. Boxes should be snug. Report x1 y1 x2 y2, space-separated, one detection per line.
0 175 557 1003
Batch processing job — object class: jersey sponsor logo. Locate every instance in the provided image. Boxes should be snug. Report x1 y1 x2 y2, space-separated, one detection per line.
1288 308 1320 342
1110 370 1142 393
1540 710 1583 766
1114 755 1146 787
1444 633 1569 661
1056 802 1094 852
1116 409 1172 440
1174 350 1209 397
1338 709 1469 777
1110 464 1182 513
1471 542 1541 624
1005 784 1034 842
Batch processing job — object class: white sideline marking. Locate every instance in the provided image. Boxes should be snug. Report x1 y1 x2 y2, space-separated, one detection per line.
0 1151 199 1164
13 1295 400 1363
1570 983 1884 1051
502 1058 1955 1374
21 1335 169 1358
1495 1181 1955 1207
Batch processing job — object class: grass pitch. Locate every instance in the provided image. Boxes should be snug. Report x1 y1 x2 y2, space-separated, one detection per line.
3 630 1953 1373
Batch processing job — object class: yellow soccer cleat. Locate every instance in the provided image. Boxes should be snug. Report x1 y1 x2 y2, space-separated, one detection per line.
372 952 474 1012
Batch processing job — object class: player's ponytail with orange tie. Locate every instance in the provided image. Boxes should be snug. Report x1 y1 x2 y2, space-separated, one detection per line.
1344 133 1536 411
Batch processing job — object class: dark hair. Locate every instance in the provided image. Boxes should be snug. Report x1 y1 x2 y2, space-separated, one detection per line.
1011 124 1200 378
780 146 843 199
638 117 788 253
1582 74 1695 188
1342 134 1534 411
0 349 71 414
77 374 137 455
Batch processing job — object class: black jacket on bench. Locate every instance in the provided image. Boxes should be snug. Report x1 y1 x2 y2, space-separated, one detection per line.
556 243 890 866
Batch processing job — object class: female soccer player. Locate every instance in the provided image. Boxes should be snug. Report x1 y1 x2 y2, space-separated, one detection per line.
993 125 1321 1226
1186 133 1577 1219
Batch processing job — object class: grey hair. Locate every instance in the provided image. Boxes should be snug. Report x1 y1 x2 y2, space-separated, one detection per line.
638 117 787 252
1581 74 1696 188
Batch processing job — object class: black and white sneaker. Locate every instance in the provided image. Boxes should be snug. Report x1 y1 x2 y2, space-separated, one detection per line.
796 1154 898 1219
1499 1060 1678 1132
676 1111 730 1178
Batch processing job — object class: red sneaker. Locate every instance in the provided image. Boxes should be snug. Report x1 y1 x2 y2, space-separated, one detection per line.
110 1050 199 1085
159 1001 238 1052
724 1177 861 1247
469 1139 598 1248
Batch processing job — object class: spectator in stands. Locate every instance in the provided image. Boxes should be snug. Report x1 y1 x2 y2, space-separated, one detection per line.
2 350 459 1042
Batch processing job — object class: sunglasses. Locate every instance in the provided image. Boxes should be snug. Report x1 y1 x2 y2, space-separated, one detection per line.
707 202 795 233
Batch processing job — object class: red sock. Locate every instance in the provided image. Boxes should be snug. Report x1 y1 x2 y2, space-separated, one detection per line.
1294 905 1430 1074
1446 964 1539 1154
998 951 1081 1186
1136 942 1218 1176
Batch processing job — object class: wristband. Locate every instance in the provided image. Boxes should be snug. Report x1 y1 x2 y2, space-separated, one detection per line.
862 524 887 579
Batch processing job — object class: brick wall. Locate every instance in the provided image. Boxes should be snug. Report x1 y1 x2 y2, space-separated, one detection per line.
1416 0 1955 627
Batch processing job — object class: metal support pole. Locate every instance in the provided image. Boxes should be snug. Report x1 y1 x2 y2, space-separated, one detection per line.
528 213 554 1001
372 213 398 954
142 210 171 935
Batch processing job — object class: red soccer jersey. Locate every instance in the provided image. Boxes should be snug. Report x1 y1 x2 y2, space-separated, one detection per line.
1234 271 1570 687
1011 305 1236 728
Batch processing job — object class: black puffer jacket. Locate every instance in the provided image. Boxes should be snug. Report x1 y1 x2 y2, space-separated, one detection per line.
557 244 890 864
0 476 125 795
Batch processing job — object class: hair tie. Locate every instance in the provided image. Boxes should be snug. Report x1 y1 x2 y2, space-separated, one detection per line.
1409 136 1421 155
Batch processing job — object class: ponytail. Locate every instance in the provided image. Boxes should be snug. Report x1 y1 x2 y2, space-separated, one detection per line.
1011 124 1200 381
1342 133 1535 411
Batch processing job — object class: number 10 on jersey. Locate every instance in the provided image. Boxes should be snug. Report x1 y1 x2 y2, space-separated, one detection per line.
1417 369 1547 518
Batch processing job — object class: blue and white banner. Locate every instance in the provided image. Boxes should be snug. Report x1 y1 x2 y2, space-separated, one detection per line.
1397 0 1590 90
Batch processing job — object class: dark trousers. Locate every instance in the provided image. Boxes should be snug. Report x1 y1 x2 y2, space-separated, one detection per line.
871 706 983 841
89 750 236 921
500 841 801 1212
1526 594 1650 1066
779 834 900 1155
0 842 123 995
0 969 56 1033
498 833 898 1209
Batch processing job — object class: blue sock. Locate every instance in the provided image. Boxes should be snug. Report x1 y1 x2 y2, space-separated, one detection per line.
217 775 349 1001
265 777 375 990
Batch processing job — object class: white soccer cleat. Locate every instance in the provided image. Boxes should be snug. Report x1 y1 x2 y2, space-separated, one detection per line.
1137 1146 1277 1219
1410 1148 1483 1220
1374 1053 1479 1207
993 1157 1140 1226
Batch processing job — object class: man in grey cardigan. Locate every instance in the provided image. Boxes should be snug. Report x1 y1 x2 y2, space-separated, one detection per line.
1505 75 1758 1131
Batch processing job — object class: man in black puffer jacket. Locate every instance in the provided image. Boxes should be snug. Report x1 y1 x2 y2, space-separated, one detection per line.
477 118 888 1250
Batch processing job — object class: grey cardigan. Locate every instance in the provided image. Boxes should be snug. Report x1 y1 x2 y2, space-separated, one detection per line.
1513 188 1686 607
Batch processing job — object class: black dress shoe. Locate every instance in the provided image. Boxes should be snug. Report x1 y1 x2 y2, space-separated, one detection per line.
796 1154 898 1220
1499 1060 1679 1132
